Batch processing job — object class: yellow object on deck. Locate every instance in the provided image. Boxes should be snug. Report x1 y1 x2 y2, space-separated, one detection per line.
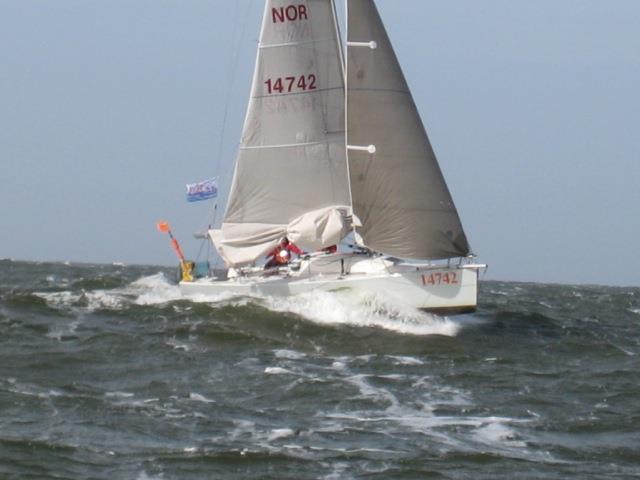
180 261 194 282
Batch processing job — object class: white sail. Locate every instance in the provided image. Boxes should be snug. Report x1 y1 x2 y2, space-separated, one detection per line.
346 0 471 260
214 0 351 266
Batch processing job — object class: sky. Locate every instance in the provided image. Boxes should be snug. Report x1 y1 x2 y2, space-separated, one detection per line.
1 0 639 286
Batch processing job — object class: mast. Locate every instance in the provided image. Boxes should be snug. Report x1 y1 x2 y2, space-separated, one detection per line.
343 0 357 242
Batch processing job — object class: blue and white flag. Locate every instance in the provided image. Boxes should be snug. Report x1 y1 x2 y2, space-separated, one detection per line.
186 177 218 203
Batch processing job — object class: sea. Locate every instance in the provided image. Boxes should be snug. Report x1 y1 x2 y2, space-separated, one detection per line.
0 260 638 479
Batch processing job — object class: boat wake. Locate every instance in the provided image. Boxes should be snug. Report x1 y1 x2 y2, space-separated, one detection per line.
35 273 462 336
261 289 460 336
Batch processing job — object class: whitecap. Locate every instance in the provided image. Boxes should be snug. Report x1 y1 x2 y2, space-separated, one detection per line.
84 290 125 310
273 349 307 360
36 288 125 312
166 338 192 352
35 291 82 309
489 290 509 296
136 274 250 307
268 428 295 441
264 367 294 375
260 289 461 336
8 382 63 399
131 273 183 305
105 391 135 398
331 361 347 370
189 392 215 404
386 355 425 365
136 473 164 480
473 422 527 448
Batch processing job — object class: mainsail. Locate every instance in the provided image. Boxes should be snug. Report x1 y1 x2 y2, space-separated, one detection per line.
346 0 470 259
214 0 471 267
213 0 351 266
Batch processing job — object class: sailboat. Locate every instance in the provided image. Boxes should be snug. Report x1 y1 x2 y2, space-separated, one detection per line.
179 0 486 314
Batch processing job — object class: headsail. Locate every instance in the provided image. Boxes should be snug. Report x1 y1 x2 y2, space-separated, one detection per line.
214 0 351 266
346 0 470 259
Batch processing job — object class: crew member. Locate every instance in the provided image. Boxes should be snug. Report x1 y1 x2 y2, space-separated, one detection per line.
265 237 303 269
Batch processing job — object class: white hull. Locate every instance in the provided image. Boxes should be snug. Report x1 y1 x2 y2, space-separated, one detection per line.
180 255 483 314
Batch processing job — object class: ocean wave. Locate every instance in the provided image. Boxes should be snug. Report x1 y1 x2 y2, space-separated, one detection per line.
35 289 127 312
129 273 184 305
260 290 461 337
30 273 179 313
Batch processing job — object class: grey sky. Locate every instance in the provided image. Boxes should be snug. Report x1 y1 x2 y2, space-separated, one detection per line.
1 1 639 286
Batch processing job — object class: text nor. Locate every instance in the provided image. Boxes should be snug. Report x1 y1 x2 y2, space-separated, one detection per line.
272 5 308 23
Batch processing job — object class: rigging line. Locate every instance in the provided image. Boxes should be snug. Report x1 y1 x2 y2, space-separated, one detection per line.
195 231 208 262
196 1 254 257
214 1 241 170
213 0 256 216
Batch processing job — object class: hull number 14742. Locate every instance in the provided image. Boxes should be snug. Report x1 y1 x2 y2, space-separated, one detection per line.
421 272 459 286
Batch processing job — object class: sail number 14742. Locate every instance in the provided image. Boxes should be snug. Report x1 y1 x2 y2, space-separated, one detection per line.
264 75 317 95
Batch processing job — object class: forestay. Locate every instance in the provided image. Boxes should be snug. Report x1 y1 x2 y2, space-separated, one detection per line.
212 0 351 266
346 0 470 259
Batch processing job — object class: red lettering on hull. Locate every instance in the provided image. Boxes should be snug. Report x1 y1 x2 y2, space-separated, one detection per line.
421 272 459 286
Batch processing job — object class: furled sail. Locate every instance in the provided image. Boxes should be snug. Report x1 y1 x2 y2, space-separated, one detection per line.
346 0 471 259
213 0 351 266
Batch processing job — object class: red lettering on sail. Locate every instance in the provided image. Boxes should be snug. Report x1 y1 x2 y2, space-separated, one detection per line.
264 74 318 95
272 5 309 23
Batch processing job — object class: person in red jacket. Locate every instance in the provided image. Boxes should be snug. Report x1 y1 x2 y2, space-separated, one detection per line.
265 237 303 269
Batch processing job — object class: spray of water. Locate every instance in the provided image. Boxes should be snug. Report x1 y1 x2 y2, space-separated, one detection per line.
36 273 463 336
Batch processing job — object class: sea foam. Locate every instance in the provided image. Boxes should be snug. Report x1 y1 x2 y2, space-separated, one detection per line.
260 289 461 336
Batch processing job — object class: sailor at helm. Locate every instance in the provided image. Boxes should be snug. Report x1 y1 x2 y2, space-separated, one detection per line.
264 237 304 269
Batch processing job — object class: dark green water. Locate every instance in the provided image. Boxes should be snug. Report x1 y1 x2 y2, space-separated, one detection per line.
0 260 638 479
